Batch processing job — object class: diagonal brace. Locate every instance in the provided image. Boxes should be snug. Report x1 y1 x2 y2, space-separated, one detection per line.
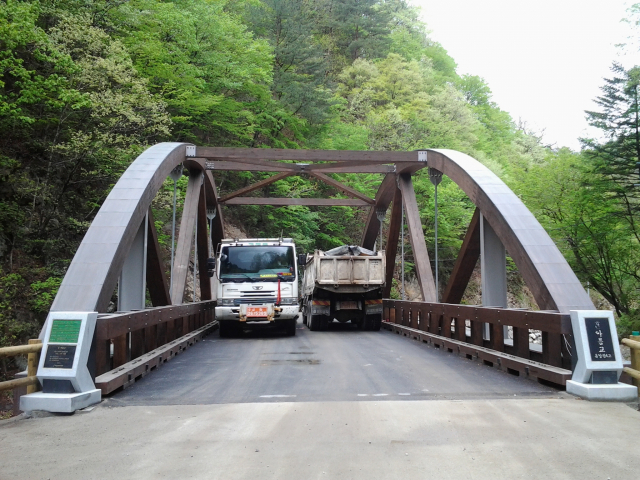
218 172 294 203
308 171 375 204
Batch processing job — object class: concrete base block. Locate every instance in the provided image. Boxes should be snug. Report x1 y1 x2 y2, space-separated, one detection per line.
566 380 637 401
20 389 101 413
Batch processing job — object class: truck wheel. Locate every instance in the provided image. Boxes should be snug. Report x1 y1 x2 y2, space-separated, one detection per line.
219 321 231 338
372 315 382 331
309 314 320 331
286 317 297 336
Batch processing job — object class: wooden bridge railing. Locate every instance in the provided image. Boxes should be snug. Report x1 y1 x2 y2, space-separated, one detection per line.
621 335 640 387
0 339 42 416
383 300 573 385
94 301 217 393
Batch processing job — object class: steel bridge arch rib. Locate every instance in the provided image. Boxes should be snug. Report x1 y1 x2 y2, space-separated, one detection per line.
426 149 593 313
51 143 222 313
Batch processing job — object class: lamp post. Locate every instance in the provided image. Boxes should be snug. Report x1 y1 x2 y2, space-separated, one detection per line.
375 208 386 252
429 167 443 303
401 196 405 301
206 207 217 256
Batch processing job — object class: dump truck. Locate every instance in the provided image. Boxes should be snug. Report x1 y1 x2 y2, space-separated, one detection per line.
299 245 385 331
213 238 300 337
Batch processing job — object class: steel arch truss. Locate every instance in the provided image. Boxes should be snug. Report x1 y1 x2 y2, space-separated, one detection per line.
51 145 593 314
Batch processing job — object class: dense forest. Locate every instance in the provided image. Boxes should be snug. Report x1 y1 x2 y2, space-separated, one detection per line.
1 0 639 353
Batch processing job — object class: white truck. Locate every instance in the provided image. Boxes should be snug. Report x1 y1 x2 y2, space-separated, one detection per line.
300 246 386 331
212 238 300 337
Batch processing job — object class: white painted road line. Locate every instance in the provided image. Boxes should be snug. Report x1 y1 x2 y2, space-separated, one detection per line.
259 395 297 398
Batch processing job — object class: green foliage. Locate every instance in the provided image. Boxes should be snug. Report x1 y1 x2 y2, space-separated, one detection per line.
0 0 572 347
617 310 640 340
29 276 62 313
512 147 640 316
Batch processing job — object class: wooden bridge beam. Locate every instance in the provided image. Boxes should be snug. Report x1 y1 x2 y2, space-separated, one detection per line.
308 171 375 204
171 170 202 304
221 198 370 206
196 182 212 300
442 208 481 304
145 209 171 307
206 161 395 174
383 186 403 298
361 173 397 250
398 174 437 302
196 146 420 163
218 172 294 203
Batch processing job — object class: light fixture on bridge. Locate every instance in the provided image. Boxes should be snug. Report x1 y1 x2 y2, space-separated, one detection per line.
206 207 217 256
375 208 387 252
429 167 443 303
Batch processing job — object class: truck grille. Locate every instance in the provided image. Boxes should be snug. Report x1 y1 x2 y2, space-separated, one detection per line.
234 297 277 305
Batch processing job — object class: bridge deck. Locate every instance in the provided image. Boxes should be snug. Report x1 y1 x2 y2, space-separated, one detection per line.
2 322 639 479
105 321 559 406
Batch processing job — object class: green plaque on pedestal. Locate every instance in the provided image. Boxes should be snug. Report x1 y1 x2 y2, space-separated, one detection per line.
49 320 82 343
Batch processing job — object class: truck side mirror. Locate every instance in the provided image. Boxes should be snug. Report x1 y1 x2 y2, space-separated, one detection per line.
298 254 307 266
207 257 216 277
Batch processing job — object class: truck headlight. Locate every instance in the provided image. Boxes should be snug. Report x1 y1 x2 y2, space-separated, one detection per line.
279 298 298 305
219 299 235 306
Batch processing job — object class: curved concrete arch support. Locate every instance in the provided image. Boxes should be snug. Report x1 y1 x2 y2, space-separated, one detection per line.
427 149 593 313
51 143 222 313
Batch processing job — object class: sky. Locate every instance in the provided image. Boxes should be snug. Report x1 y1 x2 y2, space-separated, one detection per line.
413 0 640 150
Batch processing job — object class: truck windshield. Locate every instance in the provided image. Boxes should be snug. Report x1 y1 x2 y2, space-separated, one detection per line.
220 246 295 282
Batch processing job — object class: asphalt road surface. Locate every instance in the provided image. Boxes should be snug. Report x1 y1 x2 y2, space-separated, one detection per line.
105 319 561 407
3 319 639 480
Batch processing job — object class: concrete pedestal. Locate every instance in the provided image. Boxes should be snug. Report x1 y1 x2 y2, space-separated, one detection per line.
20 389 101 413
566 380 637 402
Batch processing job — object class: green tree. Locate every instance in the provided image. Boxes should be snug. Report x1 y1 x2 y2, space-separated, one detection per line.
584 63 640 204
246 0 334 130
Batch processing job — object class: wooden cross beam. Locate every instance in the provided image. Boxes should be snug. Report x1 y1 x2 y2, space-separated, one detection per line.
221 198 370 207
442 208 481 304
218 172 294 203
196 147 420 163
361 173 398 249
205 160 396 174
308 171 375 204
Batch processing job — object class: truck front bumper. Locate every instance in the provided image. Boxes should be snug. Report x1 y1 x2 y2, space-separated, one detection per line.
215 305 299 322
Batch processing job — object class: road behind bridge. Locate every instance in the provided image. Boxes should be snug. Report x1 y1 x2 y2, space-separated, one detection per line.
1 321 638 479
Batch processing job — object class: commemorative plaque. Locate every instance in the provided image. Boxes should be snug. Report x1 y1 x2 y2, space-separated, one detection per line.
21 311 102 413
43 345 77 369
585 317 615 362
567 310 637 401
49 319 81 344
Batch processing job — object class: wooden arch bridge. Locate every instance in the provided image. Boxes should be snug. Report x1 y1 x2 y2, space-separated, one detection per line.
47 143 594 393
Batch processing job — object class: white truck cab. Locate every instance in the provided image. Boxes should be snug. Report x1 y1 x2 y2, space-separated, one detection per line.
213 238 300 337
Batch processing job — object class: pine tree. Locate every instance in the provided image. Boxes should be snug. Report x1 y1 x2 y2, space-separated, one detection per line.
584 62 640 198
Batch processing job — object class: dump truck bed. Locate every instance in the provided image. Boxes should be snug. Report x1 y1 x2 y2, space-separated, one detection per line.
302 248 385 295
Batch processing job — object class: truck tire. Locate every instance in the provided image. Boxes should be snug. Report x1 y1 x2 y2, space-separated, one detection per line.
362 314 382 331
285 317 297 336
308 314 320 331
220 321 243 338
219 321 232 338
321 316 331 330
